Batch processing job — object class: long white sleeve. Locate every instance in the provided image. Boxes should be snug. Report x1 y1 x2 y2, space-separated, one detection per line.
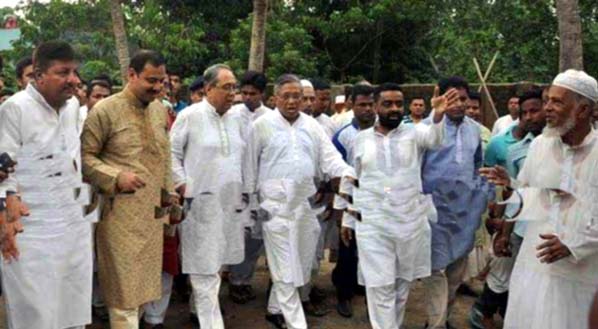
169 112 189 189
245 121 262 195
416 116 445 150
315 122 353 179
0 101 21 196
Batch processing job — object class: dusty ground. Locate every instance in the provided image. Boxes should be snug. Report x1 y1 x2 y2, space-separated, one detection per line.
0 256 492 329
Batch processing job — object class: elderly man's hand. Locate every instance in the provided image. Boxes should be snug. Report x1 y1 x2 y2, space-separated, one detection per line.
536 233 571 263
479 165 511 187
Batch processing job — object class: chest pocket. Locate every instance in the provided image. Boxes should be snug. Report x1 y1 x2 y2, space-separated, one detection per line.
394 138 417 169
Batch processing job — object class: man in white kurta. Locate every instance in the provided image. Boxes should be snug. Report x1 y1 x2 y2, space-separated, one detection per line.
491 96 519 136
227 70 272 304
248 74 354 329
338 83 453 329
0 41 92 329
482 70 598 329
170 64 247 329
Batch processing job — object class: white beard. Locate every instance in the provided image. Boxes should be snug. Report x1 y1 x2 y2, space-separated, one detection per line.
542 117 576 137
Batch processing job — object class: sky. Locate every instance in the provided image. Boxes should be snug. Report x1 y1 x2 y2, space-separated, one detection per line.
2 0 51 10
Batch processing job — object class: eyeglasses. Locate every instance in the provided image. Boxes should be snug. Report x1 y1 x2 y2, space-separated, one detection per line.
216 83 238 93
279 93 302 101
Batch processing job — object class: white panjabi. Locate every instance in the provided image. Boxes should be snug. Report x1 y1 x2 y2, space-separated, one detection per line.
0 85 93 329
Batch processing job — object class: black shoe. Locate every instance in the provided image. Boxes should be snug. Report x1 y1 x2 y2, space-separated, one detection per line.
309 285 327 303
229 284 248 304
336 299 353 318
302 301 330 317
189 313 199 326
242 284 257 301
265 313 287 329
92 305 109 322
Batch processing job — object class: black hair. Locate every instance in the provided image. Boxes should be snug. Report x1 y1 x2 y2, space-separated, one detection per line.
92 74 113 88
240 70 267 92
32 40 76 73
351 84 375 102
189 76 204 92
129 50 166 74
468 91 481 102
86 79 112 97
518 88 543 107
344 85 353 99
374 82 402 101
15 56 33 80
167 68 182 77
438 76 469 95
410 96 425 104
311 78 331 91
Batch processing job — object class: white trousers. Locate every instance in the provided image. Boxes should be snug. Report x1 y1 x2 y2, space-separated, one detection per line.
143 272 174 325
189 273 224 329
366 278 411 329
267 281 307 329
423 257 468 329
299 218 327 302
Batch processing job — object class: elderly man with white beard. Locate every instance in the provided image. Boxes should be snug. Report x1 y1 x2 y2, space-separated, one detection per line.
481 69 598 329
247 74 354 329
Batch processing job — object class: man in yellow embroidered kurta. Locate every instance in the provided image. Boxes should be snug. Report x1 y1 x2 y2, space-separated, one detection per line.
81 50 174 329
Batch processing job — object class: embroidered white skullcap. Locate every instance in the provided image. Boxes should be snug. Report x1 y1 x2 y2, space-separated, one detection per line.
552 69 598 102
300 79 313 89
335 95 345 104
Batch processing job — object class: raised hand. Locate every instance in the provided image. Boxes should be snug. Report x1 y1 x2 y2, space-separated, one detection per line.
431 86 460 116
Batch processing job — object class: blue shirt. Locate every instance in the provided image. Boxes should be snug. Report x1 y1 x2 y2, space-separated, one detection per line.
422 117 492 270
174 100 189 113
332 119 360 165
505 132 535 237
484 124 518 167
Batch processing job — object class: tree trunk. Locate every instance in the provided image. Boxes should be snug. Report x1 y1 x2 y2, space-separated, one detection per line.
110 0 130 83
556 0 583 71
372 19 383 83
248 0 268 72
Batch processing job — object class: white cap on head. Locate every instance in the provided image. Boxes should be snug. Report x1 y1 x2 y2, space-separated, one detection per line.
300 79 313 89
335 95 345 104
552 69 598 102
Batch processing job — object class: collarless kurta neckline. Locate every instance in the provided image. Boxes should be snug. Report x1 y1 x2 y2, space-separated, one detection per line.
122 86 147 110
275 107 304 127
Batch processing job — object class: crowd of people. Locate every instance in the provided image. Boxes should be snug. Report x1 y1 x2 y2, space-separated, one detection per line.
0 40 598 329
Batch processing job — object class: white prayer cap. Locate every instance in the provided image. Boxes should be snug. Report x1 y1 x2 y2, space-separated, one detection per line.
300 79 313 89
552 69 598 102
335 95 345 104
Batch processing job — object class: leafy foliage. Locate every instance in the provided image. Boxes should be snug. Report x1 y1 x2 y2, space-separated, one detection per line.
1 0 597 88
